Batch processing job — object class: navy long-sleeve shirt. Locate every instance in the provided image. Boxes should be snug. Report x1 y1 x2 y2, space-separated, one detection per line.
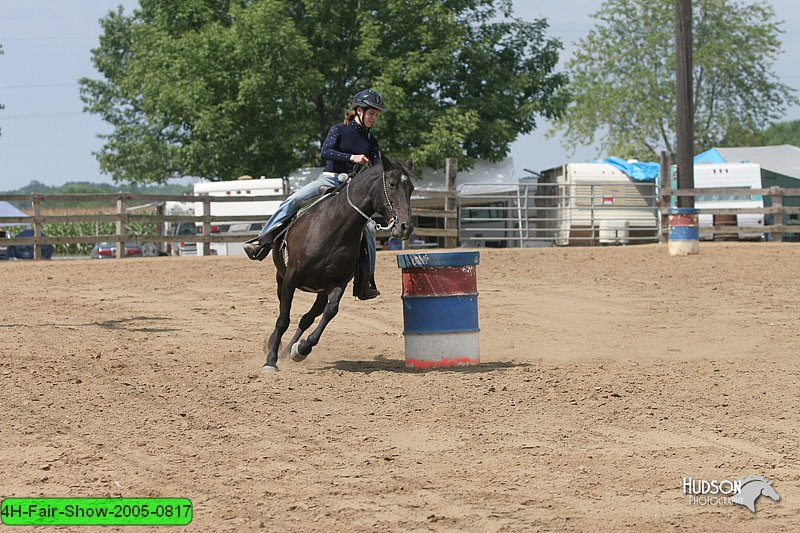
321 119 381 174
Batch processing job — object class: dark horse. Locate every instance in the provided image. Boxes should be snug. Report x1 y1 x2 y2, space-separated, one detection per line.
262 157 416 373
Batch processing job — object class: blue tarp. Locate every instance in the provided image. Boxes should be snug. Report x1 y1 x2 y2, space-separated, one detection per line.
599 157 660 182
694 148 726 164
0 201 30 226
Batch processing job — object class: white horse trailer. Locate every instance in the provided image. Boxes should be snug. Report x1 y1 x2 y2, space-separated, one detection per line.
193 177 286 256
535 163 659 246
691 163 765 240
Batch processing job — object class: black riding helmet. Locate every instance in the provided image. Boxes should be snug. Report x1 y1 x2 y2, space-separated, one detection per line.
352 89 386 112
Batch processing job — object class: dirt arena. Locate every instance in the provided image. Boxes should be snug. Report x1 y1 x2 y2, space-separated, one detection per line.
2 243 799 531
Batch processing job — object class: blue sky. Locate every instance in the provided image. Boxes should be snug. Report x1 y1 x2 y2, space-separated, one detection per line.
1 0 798 190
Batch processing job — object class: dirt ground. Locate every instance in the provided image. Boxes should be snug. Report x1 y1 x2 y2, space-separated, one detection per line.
2 243 799 532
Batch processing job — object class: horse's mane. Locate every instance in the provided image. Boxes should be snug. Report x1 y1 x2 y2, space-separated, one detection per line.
352 162 386 181
738 475 769 487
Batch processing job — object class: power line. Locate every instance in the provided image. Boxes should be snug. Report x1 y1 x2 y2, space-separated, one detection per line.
0 82 78 89
0 36 96 41
1 111 85 119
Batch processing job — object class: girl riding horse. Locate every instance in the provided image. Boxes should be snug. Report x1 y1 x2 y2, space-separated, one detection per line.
244 89 387 300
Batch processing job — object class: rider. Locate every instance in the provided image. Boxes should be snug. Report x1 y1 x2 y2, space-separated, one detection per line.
243 88 386 300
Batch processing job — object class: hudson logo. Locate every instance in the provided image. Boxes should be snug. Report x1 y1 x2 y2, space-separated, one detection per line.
683 476 780 512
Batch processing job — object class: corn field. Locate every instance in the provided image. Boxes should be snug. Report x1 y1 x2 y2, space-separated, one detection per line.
42 220 158 255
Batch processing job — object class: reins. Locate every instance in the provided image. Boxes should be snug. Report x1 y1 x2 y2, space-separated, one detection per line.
345 164 398 232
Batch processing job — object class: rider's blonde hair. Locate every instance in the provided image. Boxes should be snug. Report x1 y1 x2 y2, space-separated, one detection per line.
342 110 357 124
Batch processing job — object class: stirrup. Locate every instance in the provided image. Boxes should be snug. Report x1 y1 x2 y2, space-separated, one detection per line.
243 236 271 261
357 279 380 300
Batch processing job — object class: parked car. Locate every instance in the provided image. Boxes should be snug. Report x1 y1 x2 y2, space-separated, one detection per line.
5 229 54 259
166 222 198 256
199 221 260 256
90 241 144 259
141 242 162 257
0 229 11 259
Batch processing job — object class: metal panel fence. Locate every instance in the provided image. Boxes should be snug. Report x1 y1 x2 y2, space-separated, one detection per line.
457 181 660 247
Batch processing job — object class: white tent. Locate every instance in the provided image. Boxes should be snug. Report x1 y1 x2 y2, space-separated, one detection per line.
285 158 517 193
414 158 516 192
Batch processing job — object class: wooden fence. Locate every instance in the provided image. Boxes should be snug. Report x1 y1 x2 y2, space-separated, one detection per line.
660 186 800 241
0 192 458 259
7 186 797 260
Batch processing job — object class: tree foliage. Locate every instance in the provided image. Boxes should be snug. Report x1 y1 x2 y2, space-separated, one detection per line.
760 119 800 146
2 179 190 196
553 0 798 161
80 0 568 183
722 119 800 147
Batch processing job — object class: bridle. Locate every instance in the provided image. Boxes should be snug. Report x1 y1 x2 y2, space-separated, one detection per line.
346 168 399 231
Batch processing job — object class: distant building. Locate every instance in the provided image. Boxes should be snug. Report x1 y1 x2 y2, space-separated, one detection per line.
695 144 800 235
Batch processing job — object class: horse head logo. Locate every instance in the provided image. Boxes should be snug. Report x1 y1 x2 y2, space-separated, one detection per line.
729 475 780 513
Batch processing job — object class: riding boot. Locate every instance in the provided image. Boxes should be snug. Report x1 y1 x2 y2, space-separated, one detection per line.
243 233 272 261
358 275 380 300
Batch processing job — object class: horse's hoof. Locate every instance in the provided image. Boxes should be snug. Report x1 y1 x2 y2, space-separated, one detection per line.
261 364 279 374
280 343 293 358
290 341 308 362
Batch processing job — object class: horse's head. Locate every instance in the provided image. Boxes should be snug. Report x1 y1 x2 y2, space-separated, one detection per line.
760 481 780 502
378 157 415 240
731 476 781 512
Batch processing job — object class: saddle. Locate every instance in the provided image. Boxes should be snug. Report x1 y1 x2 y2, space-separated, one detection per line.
269 184 370 287
246 185 343 261
274 227 371 298
266 171 355 244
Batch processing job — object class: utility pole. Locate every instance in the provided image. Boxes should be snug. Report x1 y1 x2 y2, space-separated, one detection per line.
444 158 458 249
675 0 694 207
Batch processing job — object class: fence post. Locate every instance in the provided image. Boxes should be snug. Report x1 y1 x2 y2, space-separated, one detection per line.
660 151 671 242
445 157 458 249
116 195 127 258
590 184 596 244
516 185 525 247
156 202 165 255
32 194 42 260
202 197 211 256
770 186 784 242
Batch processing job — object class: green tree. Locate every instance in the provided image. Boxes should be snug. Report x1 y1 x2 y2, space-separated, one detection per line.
553 0 797 161
81 1 319 183
760 119 800 146
81 0 568 183
722 118 800 147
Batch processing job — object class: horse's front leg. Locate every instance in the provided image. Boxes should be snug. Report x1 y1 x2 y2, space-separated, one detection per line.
282 292 328 358
291 284 346 362
265 272 284 355
262 281 296 373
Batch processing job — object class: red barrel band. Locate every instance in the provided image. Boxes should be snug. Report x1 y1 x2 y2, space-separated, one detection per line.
401 266 477 296
668 214 698 227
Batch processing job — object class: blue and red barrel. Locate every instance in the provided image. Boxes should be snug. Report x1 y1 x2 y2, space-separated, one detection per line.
668 207 700 256
396 251 480 369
